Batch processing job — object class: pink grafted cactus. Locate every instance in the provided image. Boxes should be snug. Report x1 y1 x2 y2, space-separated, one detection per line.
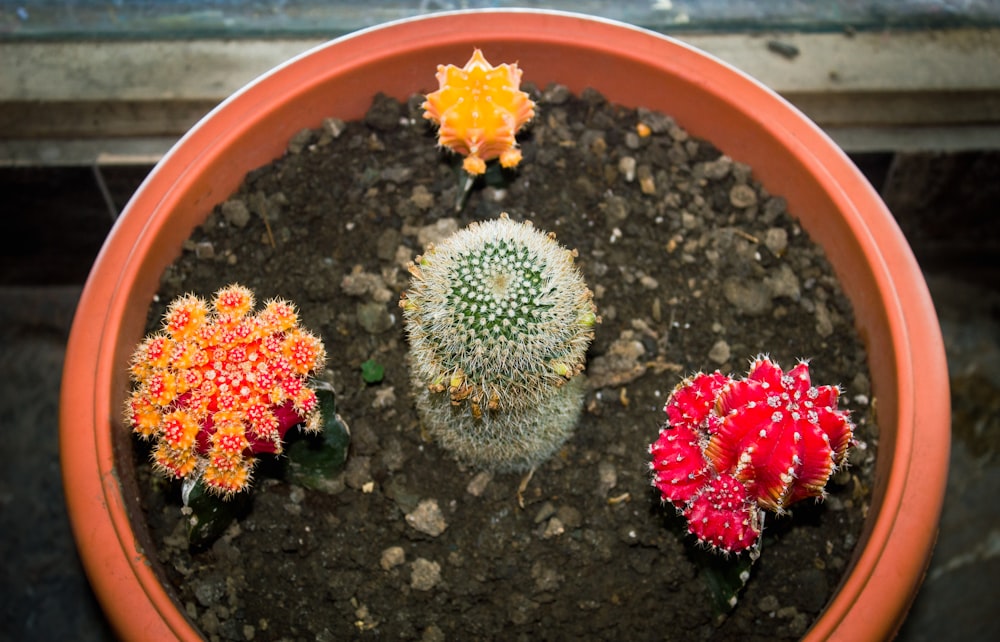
649 356 855 554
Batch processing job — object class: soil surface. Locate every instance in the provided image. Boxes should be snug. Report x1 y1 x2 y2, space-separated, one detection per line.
135 86 878 641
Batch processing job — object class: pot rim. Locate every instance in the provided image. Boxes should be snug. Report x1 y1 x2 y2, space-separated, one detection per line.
60 9 950 641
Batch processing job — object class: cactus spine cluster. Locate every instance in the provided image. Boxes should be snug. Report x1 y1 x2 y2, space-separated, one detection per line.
649 356 855 553
422 48 536 176
126 284 326 496
401 213 597 471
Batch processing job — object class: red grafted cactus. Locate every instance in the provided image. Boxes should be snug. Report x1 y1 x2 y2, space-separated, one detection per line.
683 473 762 554
650 371 726 503
127 284 327 497
649 356 855 553
708 357 855 512
422 48 536 176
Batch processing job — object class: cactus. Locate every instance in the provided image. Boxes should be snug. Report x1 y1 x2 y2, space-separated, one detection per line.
126 284 327 497
422 48 536 176
401 213 597 471
649 356 855 553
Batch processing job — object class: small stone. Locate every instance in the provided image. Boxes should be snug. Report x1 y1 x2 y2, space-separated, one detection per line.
341 269 392 302
344 456 372 490
555 505 583 529
762 196 788 223
194 241 215 260
421 624 446 642
708 339 731 364
376 228 402 261
586 333 647 389
531 561 564 592
588 134 607 156
466 471 493 497
701 156 733 180
198 610 220 637
639 274 659 290
722 277 771 316
286 128 313 154
814 300 835 337
410 185 435 210
364 93 402 131
764 227 789 256
380 546 406 571
376 437 405 472
541 83 571 104
636 107 675 134
542 517 565 538
758 594 780 613
406 499 448 537
371 386 396 409
395 244 415 269
597 461 617 495
381 166 411 183
764 263 801 300
602 194 630 226
638 165 656 195
417 218 460 249
243 624 256 641
356 301 394 334
618 156 637 182
322 117 346 138
729 184 758 208
410 558 442 591
483 186 507 203
533 501 557 524
851 372 871 397
193 578 222 607
221 199 251 228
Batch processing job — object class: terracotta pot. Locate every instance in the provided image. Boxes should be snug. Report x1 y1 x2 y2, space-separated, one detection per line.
60 9 950 641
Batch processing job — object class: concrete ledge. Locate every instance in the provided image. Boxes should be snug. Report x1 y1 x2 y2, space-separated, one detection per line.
2 28 999 164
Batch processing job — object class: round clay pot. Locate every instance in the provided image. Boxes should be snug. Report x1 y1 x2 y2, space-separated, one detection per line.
60 9 950 640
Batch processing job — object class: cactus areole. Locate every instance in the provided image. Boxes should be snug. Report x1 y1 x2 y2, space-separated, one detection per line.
650 356 856 553
126 285 327 497
401 213 597 471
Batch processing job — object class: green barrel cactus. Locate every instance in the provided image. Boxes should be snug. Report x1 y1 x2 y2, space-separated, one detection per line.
400 213 598 471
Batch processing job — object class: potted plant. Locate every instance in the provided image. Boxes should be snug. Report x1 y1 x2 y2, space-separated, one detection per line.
60 9 950 641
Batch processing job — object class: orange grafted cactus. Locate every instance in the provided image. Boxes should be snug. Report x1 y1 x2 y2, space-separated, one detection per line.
126 284 327 497
422 48 536 175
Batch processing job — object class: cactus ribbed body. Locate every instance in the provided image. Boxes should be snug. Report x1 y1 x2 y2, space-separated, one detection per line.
402 214 597 471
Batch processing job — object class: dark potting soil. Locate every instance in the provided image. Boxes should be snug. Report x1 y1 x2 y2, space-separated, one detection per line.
134 86 878 641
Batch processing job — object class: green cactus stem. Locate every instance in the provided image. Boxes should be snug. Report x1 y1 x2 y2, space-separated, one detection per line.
401 213 597 471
